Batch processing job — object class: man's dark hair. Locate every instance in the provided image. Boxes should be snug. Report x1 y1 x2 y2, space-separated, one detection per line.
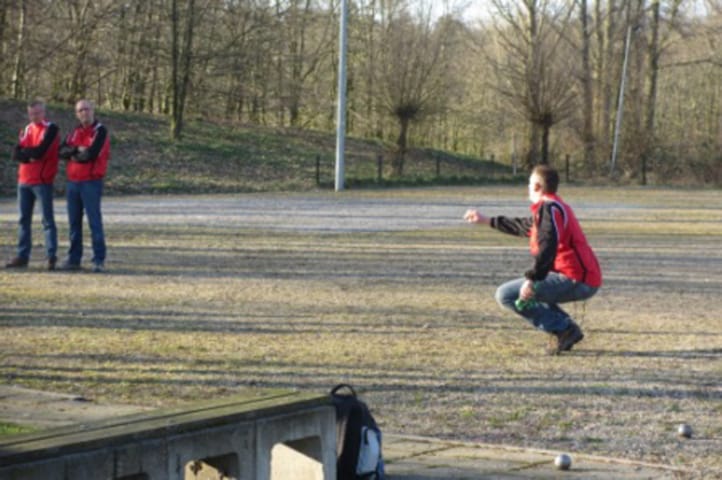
532 165 559 194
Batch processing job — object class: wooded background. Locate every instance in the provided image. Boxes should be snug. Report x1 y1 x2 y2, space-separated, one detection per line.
0 0 719 184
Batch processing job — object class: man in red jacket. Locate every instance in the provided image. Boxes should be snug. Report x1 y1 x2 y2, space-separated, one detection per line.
58 99 110 273
6 100 60 270
464 165 602 355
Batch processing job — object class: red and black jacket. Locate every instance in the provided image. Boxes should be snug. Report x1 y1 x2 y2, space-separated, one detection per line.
13 121 60 185
490 194 602 288
59 120 110 182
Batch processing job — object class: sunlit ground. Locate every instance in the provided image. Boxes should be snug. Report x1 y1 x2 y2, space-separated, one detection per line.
1 186 720 476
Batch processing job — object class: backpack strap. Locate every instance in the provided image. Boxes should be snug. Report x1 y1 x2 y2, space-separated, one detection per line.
331 383 357 397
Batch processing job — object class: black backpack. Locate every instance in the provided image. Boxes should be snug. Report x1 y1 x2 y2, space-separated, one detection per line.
330 384 385 480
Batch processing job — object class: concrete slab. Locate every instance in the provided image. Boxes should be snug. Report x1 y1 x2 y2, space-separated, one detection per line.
0 386 692 479
0 385 150 428
383 435 686 480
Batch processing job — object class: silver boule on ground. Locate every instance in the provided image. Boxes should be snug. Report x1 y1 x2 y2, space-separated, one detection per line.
677 424 693 439
554 453 572 470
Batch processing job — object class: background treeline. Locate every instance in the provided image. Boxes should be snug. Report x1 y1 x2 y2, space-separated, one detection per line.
0 0 719 185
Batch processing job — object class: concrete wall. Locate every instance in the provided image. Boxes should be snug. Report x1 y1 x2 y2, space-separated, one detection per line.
0 405 336 480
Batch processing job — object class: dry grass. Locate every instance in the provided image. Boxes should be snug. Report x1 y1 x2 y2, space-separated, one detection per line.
0 186 720 477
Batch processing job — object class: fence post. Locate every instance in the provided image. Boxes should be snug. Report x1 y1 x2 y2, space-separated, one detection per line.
316 155 321 186
565 154 570 183
377 154 383 183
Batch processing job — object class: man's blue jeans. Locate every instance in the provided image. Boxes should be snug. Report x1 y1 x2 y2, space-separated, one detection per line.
17 183 57 260
495 273 598 333
66 179 106 265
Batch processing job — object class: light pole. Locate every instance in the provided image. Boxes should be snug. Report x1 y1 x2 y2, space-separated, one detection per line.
610 25 632 177
335 0 348 192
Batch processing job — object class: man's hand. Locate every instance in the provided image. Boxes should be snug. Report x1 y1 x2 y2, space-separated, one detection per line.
59 144 79 160
519 280 535 300
464 209 490 225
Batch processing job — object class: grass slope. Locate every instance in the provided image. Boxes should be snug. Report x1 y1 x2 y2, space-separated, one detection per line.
0 98 518 196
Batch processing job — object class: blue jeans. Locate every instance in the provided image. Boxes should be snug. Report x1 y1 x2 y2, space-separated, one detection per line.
495 272 598 333
66 179 106 265
16 183 57 260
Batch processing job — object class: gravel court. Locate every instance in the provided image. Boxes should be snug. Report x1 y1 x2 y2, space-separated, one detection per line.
2 189 719 232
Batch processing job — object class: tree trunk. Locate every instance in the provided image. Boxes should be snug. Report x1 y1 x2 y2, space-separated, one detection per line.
11 0 26 99
541 122 551 165
594 0 605 171
170 0 180 137
69 0 93 101
579 0 595 174
288 0 311 127
147 2 162 114
526 124 540 169
0 0 8 95
641 0 661 185
630 0 646 140
393 116 410 177
601 0 617 167
364 0 377 138
170 0 196 140
178 0 195 123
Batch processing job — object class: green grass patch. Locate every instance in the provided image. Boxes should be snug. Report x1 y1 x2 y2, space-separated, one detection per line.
0 422 36 436
0 97 519 197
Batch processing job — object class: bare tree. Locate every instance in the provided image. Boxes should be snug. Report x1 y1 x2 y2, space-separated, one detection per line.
170 0 197 139
351 0 381 138
640 0 684 183
489 0 578 166
376 0 456 176
1 0 718 184
283 0 331 126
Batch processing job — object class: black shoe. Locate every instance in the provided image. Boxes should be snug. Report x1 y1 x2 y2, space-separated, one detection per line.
58 260 81 271
556 321 585 353
47 257 57 271
5 257 28 268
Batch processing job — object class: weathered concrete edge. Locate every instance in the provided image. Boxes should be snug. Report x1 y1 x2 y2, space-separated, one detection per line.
384 433 698 475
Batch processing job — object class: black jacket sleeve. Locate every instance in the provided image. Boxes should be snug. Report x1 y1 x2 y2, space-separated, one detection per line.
490 216 533 237
525 202 559 281
12 144 30 163
74 124 107 163
58 140 78 160
15 124 59 161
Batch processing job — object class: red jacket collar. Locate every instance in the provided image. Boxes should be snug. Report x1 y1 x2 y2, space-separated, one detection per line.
77 120 98 130
530 193 562 213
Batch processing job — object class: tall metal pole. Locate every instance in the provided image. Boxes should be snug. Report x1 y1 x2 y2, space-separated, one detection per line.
610 25 632 177
335 0 348 192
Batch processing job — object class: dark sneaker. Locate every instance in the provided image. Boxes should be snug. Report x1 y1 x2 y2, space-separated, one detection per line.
92 262 105 273
47 257 57 271
556 321 585 353
58 261 81 272
5 257 28 268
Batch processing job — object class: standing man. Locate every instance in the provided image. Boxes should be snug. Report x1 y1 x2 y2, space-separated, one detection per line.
6 100 60 270
464 165 602 355
58 99 110 273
